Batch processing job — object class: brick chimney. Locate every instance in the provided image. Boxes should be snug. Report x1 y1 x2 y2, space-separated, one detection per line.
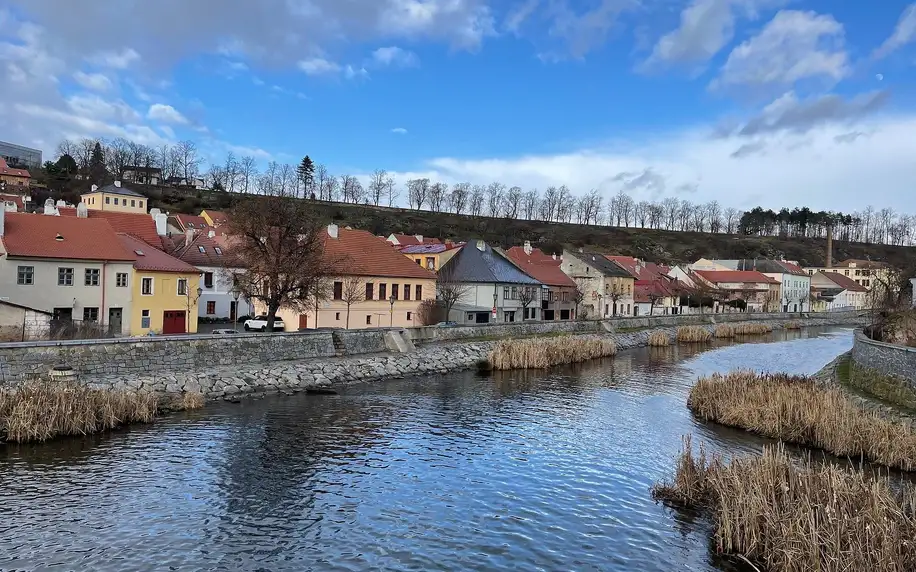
184 228 195 246
0 207 4 237
826 224 833 269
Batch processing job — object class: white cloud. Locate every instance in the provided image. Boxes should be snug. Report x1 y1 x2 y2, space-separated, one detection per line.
147 103 189 125
873 3 916 59
713 10 849 90
298 57 342 75
88 47 140 69
371 46 419 67
387 113 916 213
505 0 539 34
67 94 141 123
344 64 369 80
391 127 408 134
225 143 272 160
73 70 112 91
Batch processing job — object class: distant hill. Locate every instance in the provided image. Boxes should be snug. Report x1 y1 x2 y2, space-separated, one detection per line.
132 186 915 268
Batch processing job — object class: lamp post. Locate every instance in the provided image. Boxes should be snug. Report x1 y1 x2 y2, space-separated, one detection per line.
231 287 241 332
186 285 203 333
597 293 603 320
493 291 498 323
389 294 396 327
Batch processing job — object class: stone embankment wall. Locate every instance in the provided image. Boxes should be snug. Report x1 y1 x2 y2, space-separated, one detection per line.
851 330 916 386
79 314 865 401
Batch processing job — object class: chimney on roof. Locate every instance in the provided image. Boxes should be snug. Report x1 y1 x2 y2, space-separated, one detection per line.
56 199 66 207
91 184 98 192
825 224 833 269
76 202 88 218
184 228 195 246
415 234 424 243
43 198 58 216
113 180 121 188
327 223 339 239
0 207 4 237
523 240 532 255
476 240 485 251
208 229 215 239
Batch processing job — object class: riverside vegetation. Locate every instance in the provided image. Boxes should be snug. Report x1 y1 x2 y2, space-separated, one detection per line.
647 331 671 347
488 336 617 370
688 371 916 471
676 326 712 343
652 438 916 572
0 381 204 443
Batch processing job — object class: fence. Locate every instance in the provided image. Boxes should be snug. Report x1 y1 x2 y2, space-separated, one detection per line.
0 319 119 343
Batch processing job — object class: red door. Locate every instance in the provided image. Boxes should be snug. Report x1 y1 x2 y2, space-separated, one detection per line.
162 310 187 334
298 314 308 330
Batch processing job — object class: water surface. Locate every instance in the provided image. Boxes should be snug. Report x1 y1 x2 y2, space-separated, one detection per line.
0 327 855 571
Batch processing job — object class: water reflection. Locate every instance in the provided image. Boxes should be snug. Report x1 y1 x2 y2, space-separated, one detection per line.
0 327 856 571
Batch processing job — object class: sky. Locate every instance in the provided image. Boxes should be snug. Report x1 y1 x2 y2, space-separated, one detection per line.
1 0 915 213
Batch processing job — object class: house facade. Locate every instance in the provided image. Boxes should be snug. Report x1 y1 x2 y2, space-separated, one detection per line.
80 182 148 213
506 243 576 320
607 256 682 316
439 240 542 324
398 242 462 272
561 251 635 317
702 259 812 312
803 259 893 294
0 210 135 335
0 157 30 188
811 271 868 310
121 166 161 185
693 270 779 312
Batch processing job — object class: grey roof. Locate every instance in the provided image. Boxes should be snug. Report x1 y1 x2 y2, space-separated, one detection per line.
441 241 541 285
716 259 807 276
93 184 145 198
567 251 633 278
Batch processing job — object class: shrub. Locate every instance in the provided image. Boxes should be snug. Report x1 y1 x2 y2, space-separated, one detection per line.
732 323 773 335
676 326 711 343
488 335 616 370
713 324 735 338
647 331 670 347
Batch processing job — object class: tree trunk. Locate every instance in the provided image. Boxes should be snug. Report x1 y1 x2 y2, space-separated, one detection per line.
346 305 351 329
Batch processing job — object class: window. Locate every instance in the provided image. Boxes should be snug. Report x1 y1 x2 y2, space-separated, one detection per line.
366 315 372 325
333 281 343 300
141 309 151 328
198 246 206 253
403 284 411 301
58 267 74 286
415 285 422 300
83 307 99 322
141 277 154 295
425 257 436 270
365 283 374 300
379 284 387 300
392 284 400 300
85 268 100 286
177 278 188 296
562 291 569 303
214 247 222 255
467 313 474 321
105 196 110 204
415 258 422 266
504 287 510 300
407 312 413 321
116 272 128 287
206 301 216 315
16 265 33 285
139 201 144 209
511 287 518 300
204 272 214 288
335 312 341 321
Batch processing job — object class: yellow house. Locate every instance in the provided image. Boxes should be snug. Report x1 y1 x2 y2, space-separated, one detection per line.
397 242 463 272
81 182 148 213
200 209 229 227
261 225 438 330
119 234 201 335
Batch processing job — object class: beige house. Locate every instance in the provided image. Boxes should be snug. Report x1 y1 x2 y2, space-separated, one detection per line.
561 251 635 317
80 181 148 214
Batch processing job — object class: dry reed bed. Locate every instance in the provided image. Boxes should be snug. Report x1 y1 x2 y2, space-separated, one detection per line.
689 371 916 471
713 324 735 338
488 336 617 370
784 320 803 330
0 381 204 443
732 323 773 335
647 331 670 347
652 438 916 572
676 326 712 343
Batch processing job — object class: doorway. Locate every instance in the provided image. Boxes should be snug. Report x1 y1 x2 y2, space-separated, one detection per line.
299 314 308 330
108 307 122 335
162 310 186 334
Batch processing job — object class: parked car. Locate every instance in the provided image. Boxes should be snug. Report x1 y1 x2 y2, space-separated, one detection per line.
435 321 458 328
243 316 286 332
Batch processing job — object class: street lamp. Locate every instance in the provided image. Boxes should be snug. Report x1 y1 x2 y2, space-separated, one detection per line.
493 291 498 323
597 293 603 320
231 287 241 332
389 294 396 327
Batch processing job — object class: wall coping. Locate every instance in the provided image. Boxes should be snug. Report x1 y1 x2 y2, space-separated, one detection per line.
854 329 916 354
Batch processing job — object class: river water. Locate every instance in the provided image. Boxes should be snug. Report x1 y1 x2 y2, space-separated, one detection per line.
0 327 855 571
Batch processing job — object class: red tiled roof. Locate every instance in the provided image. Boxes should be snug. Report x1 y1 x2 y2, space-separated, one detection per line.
390 233 442 246
0 193 25 210
163 232 241 268
58 207 161 247
775 260 807 275
327 227 437 279
819 271 868 292
118 234 200 273
695 270 779 285
505 247 575 287
0 158 30 179
172 214 216 232
0 212 134 261
201 210 229 225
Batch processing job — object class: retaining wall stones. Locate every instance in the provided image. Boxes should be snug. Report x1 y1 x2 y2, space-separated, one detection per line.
851 329 916 386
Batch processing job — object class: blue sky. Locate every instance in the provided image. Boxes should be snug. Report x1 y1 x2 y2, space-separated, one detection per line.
1 0 915 212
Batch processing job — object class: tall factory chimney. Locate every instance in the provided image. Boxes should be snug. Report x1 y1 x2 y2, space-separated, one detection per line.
825 224 833 269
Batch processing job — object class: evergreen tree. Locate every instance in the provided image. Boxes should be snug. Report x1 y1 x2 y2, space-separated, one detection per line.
89 141 106 184
55 153 78 175
297 155 315 196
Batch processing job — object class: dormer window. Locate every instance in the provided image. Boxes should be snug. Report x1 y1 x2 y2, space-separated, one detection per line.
214 247 222 255
198 246 206 253
135 249 145 256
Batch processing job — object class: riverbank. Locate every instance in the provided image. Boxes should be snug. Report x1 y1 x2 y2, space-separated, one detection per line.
76 315 864 401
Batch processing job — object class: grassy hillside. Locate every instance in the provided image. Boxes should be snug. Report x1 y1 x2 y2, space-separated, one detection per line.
133 186 913 267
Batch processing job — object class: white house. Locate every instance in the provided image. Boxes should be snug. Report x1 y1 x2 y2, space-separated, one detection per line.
439 240 543 324
811 271 869 310
560 251 636 317
702 259 812 312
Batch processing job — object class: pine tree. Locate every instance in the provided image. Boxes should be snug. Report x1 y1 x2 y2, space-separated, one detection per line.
89 141 106 184
297 155 315 196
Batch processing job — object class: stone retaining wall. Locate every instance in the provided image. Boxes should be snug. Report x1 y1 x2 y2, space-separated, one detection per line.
851 329 916 386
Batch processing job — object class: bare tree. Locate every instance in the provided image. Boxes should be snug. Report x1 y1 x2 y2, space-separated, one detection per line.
75 138 97 172
407 178 430 210
504 186 523 218
323 175 340 202
574 279 587 320
429 182 448 212
337 276 367 329
385 176 399 207
486 182 505 217
522 189 540 220
469 185 485 216
662 197 679 230
517 286 537 320
223 151 238 192
449 182 470 214
542 187 559 222
206 165 227 190
314 164 330 200
238 155 257 194
176 140 201 182
278 163 297 196
706 200 722 233
340 175 361 203
436 268 471 322
104 137 132 178
227 195 337 330
724 207 740 234
368 169 387 205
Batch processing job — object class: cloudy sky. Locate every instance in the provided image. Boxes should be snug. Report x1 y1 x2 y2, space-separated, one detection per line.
1 0 915 212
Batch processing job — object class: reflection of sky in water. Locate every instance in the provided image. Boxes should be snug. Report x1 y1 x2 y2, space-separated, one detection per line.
0 327 854 572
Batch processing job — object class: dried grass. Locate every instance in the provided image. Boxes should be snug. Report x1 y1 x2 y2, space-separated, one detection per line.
784 320 803 330
732 323 773 335
647 331 670 347
689 371 916 471
0 381 206 443
713 324 735 338
488 335 617 370
676 326 712 343
653 437 916 572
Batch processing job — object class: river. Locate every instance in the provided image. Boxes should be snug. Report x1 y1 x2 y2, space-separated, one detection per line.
0 327 855 571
